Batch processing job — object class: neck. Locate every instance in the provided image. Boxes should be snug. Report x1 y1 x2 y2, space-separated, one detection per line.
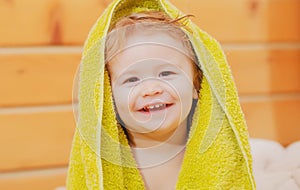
127 120 188 168
128 119 188 148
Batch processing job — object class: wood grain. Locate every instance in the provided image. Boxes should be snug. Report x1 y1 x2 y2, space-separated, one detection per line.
241 97 300 146
0 52 80 107
226 48 300 95
0 0 108 46
0 0 298 188
174 0 300 43
0 168 67 190
1 48 299 107
0 0 299 45
0 110 75 172
0 98 299 172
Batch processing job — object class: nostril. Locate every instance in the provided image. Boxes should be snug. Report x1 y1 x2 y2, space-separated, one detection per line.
142 86 163 97
139 79 164 97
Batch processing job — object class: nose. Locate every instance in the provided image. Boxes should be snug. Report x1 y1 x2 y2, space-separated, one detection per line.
141 80 163 97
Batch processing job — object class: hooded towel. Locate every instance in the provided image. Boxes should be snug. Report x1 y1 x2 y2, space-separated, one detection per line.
67 0 256 189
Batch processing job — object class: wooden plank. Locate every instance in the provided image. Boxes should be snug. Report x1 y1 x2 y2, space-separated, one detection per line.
0 0 109 46
0 168 67 190
226 48 300 95
267 0 300 43
0 98 299 172
58 0 112 45
1 48 299 107
0 0 299 45
241 97 300 146
172 0 300 43
0 52 80 107
0 110 75 172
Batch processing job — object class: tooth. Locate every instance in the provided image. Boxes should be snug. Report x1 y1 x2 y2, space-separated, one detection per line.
149 105 154 109
155 104 160 108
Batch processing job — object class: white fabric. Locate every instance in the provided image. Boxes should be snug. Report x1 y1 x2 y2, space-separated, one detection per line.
250 138 300 190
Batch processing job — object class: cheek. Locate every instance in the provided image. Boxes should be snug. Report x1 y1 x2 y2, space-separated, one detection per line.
170 76 194 96
112 85 137 114
112 87 129 111
170 77 194 110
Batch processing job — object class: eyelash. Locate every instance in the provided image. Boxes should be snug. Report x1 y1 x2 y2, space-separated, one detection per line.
159 71 176 77
123 77 139 84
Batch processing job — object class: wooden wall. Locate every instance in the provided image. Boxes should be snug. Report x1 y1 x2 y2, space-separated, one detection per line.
0 0 299 189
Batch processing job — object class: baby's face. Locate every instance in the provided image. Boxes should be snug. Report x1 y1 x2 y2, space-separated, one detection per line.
108 32 197 138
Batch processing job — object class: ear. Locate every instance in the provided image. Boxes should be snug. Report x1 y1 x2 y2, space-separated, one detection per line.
193 88 198 99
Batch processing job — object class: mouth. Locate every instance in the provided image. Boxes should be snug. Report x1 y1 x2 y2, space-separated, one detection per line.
138 103 173 113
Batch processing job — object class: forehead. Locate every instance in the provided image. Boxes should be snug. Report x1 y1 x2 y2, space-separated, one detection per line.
107 32 193 75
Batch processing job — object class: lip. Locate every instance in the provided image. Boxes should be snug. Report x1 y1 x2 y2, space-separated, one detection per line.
137 102 174 113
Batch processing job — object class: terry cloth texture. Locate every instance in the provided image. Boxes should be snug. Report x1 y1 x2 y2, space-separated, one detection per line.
66 0 256 189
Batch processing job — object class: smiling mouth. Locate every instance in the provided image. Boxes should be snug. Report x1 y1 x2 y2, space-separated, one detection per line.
139 103 173 113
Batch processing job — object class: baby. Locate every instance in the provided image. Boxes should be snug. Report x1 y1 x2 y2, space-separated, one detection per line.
105 11 202 189
67 0 255 189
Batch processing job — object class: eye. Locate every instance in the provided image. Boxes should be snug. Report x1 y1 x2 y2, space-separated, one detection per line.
159 71 175 77
123 77 139 84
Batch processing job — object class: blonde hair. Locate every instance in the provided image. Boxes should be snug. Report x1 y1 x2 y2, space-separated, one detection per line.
105 11 202 92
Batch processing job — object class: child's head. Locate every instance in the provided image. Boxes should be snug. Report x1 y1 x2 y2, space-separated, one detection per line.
106 11 202 93
105 11 203 143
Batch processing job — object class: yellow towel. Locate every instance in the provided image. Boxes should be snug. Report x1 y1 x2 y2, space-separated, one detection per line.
66 0 256 189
